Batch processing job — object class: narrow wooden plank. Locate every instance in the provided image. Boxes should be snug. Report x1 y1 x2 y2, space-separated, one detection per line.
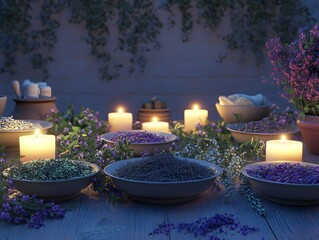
166 189 276 240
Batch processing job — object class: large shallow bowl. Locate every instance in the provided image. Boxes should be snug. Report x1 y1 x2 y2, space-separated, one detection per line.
3 160 100 201
0 120 53 149
104 157 223 203
101 130 178 155
215 103 271 123
242 161 319 205
226 123 299 142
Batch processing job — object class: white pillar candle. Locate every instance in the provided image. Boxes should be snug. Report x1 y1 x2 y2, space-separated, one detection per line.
108 107 133 132
184 104 208 132
142 117 169 132
266 136 303 162
19 129 56 162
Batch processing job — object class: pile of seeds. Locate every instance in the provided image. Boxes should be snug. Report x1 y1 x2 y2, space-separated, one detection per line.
114 154 215 182
0 116 41 131
7 159 95 181
110 131 168 144
247 163 319 184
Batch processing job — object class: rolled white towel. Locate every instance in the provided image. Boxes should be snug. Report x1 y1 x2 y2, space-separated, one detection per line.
218 96 235 105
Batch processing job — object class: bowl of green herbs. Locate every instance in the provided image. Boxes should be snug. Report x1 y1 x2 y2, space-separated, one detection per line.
104 154 222 204
3 158 100 201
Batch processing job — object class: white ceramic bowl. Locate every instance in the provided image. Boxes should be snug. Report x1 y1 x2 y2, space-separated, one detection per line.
104 157 223 203
226 123 299 142
0 120 53 149
215 103 271 123
0 96 7 116
101 130 178 155
3 160 100 201
242 161 319 205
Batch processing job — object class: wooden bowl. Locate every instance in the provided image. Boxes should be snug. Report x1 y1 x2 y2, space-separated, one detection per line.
215 103 271 123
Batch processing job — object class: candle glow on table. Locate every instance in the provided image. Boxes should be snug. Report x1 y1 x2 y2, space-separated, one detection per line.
142 117 169 132
108 107 133 132
184 104 208 132
19 129 56 162
266 136 303 162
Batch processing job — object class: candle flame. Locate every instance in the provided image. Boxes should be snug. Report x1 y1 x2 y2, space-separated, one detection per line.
117 107 124 113
152 117 158 123
35 128 40 137
281 135 287 143
193 104 199 110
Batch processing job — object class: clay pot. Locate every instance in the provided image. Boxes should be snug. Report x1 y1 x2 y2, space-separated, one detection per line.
11 97 59 120
297 115 319 155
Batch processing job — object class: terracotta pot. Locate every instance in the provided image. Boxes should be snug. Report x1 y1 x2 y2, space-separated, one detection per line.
297 115 319 155
11 97 59 120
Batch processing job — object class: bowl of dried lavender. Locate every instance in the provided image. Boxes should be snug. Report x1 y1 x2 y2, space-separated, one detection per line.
242 161 319 205
0 116 53 149
226 111 299 142
101 130 178 155
3 159 100 201
104 154 222 203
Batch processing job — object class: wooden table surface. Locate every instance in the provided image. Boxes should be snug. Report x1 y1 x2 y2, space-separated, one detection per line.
1 150 319 240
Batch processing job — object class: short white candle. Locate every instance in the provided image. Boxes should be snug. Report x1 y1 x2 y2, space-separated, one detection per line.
108 107 133 132
266 136 303 162
19 129 56 162
142 117 169 132
184 104 208 132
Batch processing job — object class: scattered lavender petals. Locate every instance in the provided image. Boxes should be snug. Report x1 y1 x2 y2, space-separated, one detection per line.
149 213 259 239
247 163 319 184
109 131 168 144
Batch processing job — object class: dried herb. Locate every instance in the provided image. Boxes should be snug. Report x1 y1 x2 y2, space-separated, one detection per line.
114 154 215 182
110 131 168 144
0 116 41 131
7 159 95 181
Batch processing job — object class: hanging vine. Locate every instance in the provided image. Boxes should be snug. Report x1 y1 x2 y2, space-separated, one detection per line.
0 0 316 80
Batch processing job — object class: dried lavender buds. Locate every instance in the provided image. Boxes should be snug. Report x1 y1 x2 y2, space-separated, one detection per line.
7 159 95 181
110 131 168 144
247 163 319 184
114 154 216 182
0 116 41 131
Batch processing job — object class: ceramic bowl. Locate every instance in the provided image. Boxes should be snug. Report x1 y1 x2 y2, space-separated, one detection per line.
215 103 271 123
101 130 178 155
0 120 53 149
226 123 299 142
242 161 319 205
3 160 100 201
104 157 223 203
0 96 7 116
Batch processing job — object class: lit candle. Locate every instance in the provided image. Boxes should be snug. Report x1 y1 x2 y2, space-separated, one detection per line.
142 117 169 132
19 129 56 162
266 136 303 162
184 104 208 132
108 107 133 132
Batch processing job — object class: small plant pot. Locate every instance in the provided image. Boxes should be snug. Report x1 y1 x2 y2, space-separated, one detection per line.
297 115 319 155
11 97 59 120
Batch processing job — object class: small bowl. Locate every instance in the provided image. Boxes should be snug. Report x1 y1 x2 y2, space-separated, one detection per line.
226 123 299 142
215 103 271 123
104 157 223 203
101 130 178 155
3 160 100 201
0 96 7 116
0 120 53 149
242 161 319 205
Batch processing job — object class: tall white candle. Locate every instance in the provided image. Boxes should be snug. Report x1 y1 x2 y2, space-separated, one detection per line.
142 117 169 132
19 129 56 162
266 136 303 162
108 107 133 132
184 104 208 132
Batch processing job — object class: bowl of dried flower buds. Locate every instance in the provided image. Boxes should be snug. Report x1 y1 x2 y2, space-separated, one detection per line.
104 154 223 203
0 116 53 149
3 159 100 201
101 130 178 155
242 161 319 205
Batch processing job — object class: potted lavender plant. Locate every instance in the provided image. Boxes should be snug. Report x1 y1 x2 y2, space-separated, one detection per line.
266 25 319 155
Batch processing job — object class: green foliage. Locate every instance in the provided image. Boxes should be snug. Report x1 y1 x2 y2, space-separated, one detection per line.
0 0 315 80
